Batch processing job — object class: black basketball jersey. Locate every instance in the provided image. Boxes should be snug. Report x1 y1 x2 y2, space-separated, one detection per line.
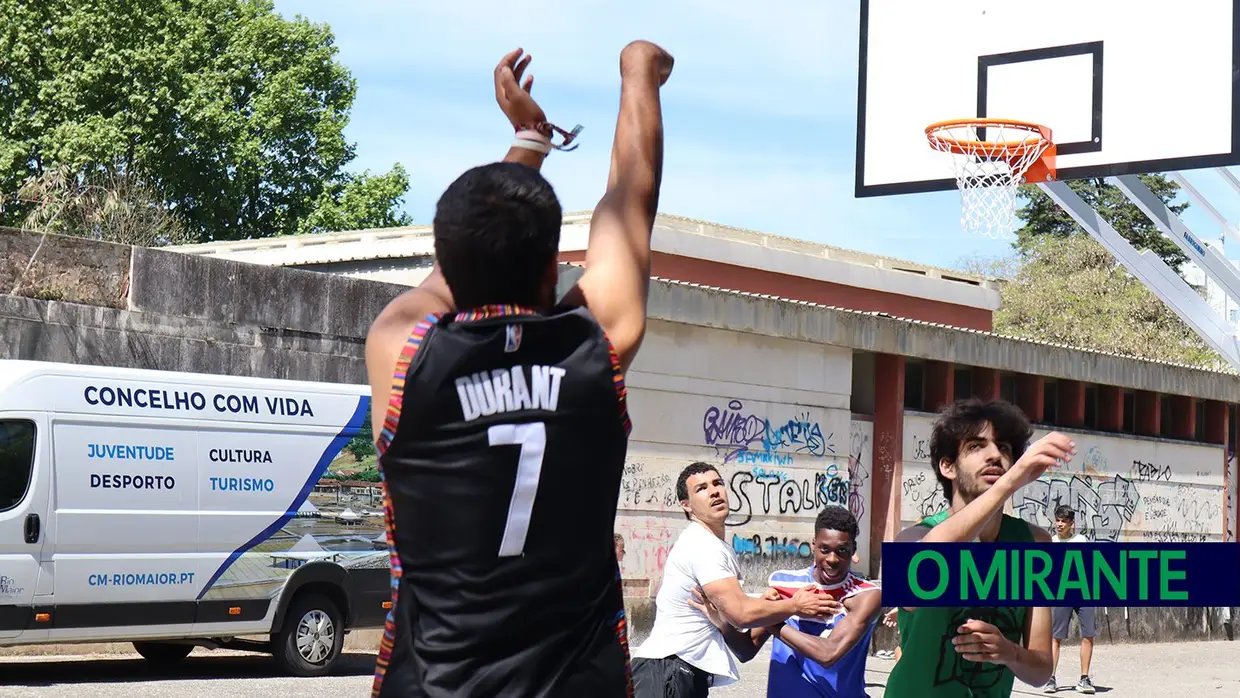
371 304 633 698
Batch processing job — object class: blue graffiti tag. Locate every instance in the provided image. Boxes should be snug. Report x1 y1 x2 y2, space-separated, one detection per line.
702 400 833 463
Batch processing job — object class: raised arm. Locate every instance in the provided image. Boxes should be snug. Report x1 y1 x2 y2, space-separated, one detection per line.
365 48 555 442
560 40 673 372
700 576 841 630
921 432 1074 544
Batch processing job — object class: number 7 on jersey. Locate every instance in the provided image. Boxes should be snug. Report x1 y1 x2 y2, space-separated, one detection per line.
488 422 547 557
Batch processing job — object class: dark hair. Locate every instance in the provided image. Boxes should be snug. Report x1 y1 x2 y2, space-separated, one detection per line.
676 461 720 520
815 506 859 542
433 162 563 310
614 533 624 544
1054 505 1075 521
929 398 1033 501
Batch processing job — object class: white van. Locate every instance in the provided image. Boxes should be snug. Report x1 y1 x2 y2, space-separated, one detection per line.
0 360 392 676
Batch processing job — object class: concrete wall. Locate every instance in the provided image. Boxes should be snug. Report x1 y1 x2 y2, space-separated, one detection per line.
614 322 872 592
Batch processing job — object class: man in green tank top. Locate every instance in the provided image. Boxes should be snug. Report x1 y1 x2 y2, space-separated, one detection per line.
883 398 1076 697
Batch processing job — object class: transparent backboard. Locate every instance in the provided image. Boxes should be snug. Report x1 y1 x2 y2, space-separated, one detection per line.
855 0 1240 197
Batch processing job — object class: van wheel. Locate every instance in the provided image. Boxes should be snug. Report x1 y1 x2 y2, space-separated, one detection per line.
133 641 194 665
273 593 344 677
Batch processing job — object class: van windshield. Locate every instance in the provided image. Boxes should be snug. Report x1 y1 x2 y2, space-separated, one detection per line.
0 421 36 512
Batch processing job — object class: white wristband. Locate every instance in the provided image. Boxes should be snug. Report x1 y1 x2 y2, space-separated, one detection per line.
512 137 551 154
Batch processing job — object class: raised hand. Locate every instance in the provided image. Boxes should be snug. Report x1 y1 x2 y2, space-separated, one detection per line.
494 48 546 129
1007 432 1076 489
619 40 674 86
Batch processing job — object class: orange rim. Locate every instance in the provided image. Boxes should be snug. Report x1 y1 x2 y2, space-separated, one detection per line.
925 118 1053 159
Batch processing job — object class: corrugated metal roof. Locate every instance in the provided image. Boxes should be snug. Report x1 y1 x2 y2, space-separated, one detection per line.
169 211 990 286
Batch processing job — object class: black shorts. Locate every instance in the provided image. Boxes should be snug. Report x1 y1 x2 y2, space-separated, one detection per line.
632 656 711 698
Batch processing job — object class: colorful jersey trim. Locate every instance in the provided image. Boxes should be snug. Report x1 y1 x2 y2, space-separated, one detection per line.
371 312 441 698
603 335 633 438
450 304 540 322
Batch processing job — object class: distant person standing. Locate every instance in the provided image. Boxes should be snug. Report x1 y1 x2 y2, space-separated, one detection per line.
1044 505 1096 694
615 533 626 565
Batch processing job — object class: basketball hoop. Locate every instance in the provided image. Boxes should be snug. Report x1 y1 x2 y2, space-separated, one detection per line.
925 119 1056 239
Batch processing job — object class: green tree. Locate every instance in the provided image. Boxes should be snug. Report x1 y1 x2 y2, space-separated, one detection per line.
296 165 413 235
0 0 406 242
343 407 376 461
1013 175 1190 273
964 236 1220 368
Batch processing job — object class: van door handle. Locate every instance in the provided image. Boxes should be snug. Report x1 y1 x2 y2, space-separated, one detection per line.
24 513 39 544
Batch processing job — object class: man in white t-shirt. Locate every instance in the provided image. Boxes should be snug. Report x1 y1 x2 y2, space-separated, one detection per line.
630 461 841 697
1044 504 1096 694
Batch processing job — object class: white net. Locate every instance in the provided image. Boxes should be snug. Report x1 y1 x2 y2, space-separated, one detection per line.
927 121 1052 240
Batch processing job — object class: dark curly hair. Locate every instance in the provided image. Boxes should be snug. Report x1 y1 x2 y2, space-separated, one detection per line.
815 505 860 541
929 398 1033 501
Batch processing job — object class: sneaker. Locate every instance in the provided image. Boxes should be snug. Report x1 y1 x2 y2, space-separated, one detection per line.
1043 677 1057 693
1076 676 1096 694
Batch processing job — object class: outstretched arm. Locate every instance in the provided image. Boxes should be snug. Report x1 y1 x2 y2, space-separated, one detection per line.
699 576 842 631
560 40 673 372
365 48 554 442
689 586 786 662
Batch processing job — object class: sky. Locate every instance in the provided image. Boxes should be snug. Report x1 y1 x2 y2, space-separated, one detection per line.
270 1 1240 273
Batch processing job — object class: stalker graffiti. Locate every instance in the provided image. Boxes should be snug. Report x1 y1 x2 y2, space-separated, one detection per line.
726 466 851 527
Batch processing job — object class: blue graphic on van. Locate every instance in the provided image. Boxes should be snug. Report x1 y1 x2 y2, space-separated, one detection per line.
196 395 371 600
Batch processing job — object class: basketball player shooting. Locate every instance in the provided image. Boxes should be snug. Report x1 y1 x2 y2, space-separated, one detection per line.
364 41 674 698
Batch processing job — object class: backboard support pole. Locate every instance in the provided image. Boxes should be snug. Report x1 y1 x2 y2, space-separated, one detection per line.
1036 179 1240 372
1215 167 1240 199
1110 174 1240 305
1168 172 1240 245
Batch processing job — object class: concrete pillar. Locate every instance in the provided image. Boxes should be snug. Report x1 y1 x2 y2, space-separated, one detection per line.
1168 395 1196 440
1205 400 1227 445
1135 391 1160 437
1098 385 1124 432
1058 380 1086 428
1016 374 1044 423
973 367 1000 401
870 353 905 579
925 361 955 413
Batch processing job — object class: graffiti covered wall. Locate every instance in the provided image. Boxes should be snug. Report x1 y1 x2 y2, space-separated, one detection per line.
1227 451 1237 543
613 321 873 598
901 412 1227 543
